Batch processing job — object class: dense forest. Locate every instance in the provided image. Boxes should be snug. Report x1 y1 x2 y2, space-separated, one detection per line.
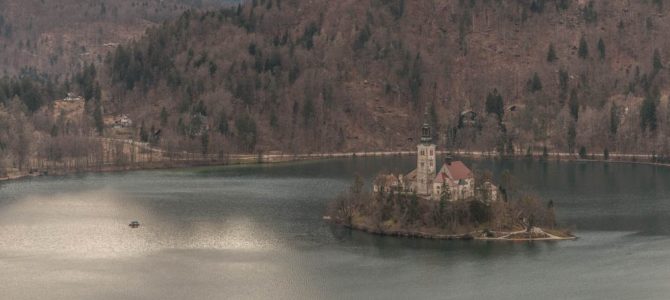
4 0 670 176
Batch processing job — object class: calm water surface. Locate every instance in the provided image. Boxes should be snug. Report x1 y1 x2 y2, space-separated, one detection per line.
1 158 670 299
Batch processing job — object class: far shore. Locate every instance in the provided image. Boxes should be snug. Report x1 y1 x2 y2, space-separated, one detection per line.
2 149 668 183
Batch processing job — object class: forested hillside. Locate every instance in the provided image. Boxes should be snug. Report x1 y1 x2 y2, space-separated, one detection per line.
0 0 240 77
94 0 670 155
3 0 670 175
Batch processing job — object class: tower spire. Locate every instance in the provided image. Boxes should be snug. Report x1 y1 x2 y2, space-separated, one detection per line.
421 108 432 144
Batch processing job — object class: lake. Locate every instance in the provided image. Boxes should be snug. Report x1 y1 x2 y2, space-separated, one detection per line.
1 157 670 299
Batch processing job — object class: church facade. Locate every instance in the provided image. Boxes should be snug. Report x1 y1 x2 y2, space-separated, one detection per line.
373 117 493 202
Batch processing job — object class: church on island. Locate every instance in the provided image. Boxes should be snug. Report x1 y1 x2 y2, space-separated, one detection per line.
374 117 497 202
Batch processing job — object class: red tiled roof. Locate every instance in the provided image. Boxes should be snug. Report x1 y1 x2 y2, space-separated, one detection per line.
442 161 473 180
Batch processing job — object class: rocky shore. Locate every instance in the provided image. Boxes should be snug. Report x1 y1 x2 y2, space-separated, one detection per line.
328 218 575 241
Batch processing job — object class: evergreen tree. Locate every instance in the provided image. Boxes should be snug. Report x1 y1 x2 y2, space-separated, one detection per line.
440 182 451 203
236 114 257 151
541 146 549 161
530 0 546 13
485 88 504 121
578 35 589 59
558 69 569 104
582 1 597 23
302 98 315 126
597 38 605 60
353 23 371 51
407 192 420 225
569 89 579 120
409 53 423 103
160 107 168 126
579 146 587 159
93 100 104 135
547 43 557 62
139 121 149 142
556 0 570 10
640 94 658 131
201 133 209 155
387 0 405 20
528 73 543 92
567 123 576 153
218 110 229 134
270 110 279 128
653 49 663 74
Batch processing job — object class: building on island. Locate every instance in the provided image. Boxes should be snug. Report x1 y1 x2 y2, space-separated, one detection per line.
433 159 475 201
374 114 498 202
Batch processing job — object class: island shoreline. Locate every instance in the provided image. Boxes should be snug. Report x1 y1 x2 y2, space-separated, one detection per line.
329 220 577 242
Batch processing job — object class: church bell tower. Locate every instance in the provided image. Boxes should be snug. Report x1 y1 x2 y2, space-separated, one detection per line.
416 112 436 196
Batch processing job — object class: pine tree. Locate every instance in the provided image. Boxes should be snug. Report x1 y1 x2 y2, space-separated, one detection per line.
160 107 168 126
567 123 576 153
485 88 504 121
547 43 557 62
93 100 104 135
640 95 658 131
653 49 663 74
201 133 209 155
139 121 149 142
569 89 579 120
597 38 605 60
578 35 589 59
409 53 423 103
579 146 587 159
558 69 569 104
528 73 543 92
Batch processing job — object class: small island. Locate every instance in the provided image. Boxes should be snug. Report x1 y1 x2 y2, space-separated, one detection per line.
326 118 575 241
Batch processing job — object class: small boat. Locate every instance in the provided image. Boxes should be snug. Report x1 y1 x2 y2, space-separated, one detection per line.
129 221 140 228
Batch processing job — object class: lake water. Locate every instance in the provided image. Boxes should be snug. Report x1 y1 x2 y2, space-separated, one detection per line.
1 157 670 299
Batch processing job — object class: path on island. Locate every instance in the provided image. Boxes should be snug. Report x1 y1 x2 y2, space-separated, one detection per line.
478 228 574 241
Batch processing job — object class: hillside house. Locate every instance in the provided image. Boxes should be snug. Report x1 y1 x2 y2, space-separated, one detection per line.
63 92 84 102
113 115 133 128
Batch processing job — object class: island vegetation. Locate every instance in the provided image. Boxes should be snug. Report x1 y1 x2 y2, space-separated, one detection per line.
327 171 575 241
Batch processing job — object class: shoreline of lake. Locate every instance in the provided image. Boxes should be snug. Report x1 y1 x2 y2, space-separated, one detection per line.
2 149 668 183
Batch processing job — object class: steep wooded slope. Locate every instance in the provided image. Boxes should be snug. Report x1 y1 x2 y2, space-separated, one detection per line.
97 0 670 155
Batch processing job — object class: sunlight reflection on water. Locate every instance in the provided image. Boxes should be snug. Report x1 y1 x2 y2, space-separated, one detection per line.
0 188 282 259
2 158 670 299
